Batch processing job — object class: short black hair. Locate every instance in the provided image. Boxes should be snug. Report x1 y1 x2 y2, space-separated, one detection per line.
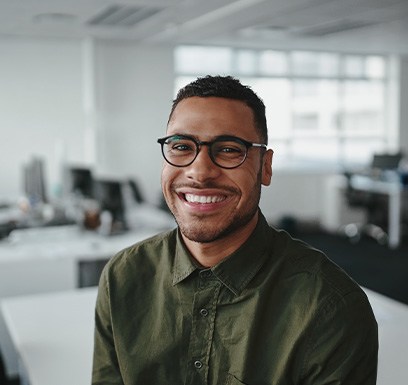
169 75 268 144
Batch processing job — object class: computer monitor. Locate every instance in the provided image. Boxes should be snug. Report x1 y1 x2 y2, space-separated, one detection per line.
66 167 94 198
23 157 48 204
128 179 144 203
94 180 127 232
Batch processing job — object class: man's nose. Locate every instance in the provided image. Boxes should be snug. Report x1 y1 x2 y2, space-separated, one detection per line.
184 147 221 182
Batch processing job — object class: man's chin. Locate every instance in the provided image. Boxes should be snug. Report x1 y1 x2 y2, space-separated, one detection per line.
172 205 259 243
179 224 224 244
178 217 249 244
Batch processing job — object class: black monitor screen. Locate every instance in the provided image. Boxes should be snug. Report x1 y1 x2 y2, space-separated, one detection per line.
94 180 126 224
68 168 94 198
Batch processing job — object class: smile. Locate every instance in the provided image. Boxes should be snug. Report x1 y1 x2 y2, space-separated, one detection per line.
184 194 226 204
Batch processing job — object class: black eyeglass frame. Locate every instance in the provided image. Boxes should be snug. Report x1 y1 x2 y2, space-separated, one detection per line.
157 134 267 169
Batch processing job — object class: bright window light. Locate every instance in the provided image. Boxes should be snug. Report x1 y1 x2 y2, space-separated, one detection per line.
174 45 391 169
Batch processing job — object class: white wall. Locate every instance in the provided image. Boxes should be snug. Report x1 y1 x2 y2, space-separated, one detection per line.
0 37 173 204
260 170 331 224
0 37 86 200
93 41 173 202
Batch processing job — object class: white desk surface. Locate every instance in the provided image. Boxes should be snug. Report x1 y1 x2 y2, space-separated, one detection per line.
0 204 175 263
365 288 408 385
1 288 98 385
350 173 402 195
1 287 408 385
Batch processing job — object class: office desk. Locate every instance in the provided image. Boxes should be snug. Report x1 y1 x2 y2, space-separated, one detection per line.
367 289 408 385
349 173 404 248
0 204 175 378
1 287 408 385
1 288 97 385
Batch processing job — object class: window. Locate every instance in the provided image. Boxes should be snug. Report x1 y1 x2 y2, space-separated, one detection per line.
174 46 393 169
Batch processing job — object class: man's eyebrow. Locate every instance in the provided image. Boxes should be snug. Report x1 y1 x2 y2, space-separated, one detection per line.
167 132 198 140
169 133 241 141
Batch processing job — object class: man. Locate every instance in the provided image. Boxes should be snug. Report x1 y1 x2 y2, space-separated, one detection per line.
92 75 378 384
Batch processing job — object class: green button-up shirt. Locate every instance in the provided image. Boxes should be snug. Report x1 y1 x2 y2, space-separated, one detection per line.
92 213 378 385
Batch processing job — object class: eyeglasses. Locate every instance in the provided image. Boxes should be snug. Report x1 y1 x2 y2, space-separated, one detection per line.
157 134 267 169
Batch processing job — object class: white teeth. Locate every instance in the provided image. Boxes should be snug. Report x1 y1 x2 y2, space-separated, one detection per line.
185 194 224 204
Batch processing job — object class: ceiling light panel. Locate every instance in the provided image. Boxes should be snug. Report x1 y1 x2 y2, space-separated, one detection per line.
87 4 162 27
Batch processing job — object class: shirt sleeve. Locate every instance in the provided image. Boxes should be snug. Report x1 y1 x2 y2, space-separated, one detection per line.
92 266 124 385
299 289 378 385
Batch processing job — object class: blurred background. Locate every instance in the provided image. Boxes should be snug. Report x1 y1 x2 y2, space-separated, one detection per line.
0 1 408 384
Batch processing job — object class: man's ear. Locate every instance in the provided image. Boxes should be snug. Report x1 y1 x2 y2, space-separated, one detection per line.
261 149 273 186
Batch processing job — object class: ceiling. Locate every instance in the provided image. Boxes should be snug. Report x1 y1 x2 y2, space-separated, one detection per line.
1 0 408 54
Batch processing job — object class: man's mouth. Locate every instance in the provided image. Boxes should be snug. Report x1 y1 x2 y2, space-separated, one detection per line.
184 193 226 204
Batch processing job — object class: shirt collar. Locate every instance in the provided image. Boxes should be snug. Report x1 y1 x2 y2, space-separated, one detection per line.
172 230 198 285
172 212 272 296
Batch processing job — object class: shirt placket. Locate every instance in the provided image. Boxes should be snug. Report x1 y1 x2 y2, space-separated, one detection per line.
185 269 221 385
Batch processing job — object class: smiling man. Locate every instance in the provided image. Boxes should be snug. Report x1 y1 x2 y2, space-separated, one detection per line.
92 75 378 385
159 95 272 265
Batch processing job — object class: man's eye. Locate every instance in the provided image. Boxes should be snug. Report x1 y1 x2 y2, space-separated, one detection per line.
219 146 241 153
172 143 192 151
215 143 244 154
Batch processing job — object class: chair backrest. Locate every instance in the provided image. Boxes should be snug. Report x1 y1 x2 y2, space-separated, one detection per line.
371 153 402 170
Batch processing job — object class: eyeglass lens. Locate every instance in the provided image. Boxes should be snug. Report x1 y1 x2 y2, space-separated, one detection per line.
162 136 248 168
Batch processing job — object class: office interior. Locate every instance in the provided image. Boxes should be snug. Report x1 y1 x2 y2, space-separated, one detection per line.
1 1 408 384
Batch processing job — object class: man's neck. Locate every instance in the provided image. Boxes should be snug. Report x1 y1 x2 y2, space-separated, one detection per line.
181 212 259 268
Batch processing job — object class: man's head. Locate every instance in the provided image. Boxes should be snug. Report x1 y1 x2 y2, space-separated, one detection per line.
169 75 268 145
160 75 273 250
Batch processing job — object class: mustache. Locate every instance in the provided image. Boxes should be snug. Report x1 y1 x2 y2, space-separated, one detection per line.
171 182 239 194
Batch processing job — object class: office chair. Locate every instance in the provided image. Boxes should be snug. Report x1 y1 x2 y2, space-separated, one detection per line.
342 172 388 244
342 152 403 245
0 352 7 385
371 153 404 171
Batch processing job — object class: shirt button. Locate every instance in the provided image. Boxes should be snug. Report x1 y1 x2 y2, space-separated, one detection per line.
199 270 212 279
199 308 209 317
194 360 203 369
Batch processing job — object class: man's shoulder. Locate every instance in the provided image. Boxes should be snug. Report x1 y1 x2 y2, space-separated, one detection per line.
269 227 366 304
105 228 178 275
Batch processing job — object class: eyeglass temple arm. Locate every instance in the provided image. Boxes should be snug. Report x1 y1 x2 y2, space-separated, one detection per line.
251 143 267 149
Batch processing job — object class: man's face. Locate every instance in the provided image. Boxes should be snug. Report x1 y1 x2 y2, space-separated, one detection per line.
161 96 273 243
